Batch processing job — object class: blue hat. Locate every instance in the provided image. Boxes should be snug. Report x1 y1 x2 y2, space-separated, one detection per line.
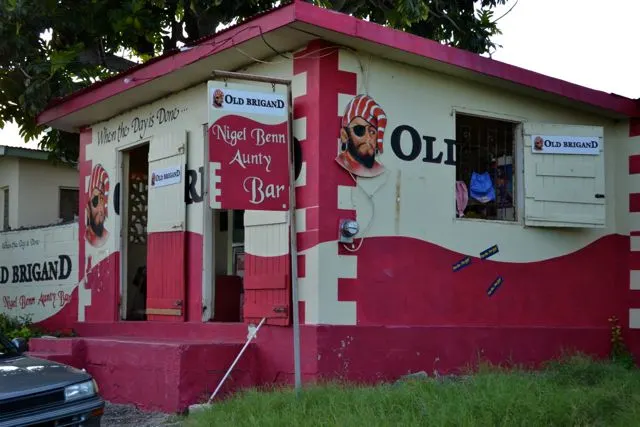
469 171 495 203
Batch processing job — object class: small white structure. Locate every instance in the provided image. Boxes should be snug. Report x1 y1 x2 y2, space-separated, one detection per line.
0 145 79 230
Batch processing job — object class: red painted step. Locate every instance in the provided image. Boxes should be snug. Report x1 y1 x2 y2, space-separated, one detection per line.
28 337 75 354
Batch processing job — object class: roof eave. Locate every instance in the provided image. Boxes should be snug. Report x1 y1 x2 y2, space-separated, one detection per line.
36 2 299 130
36 0 640 130
291 1 638 119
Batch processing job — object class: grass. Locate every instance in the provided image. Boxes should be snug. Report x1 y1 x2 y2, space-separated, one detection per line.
184 354 640 427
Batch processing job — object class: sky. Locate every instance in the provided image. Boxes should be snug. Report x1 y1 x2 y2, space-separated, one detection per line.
1 0 638 150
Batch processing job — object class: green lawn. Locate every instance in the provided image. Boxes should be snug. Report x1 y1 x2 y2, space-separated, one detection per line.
185 354 640 427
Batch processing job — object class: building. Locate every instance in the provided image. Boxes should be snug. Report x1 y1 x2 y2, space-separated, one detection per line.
29 0 640 413
0 145 79 230
0 145 79 331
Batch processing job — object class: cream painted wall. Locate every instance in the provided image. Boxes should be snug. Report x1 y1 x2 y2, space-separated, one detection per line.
337 49 628 263
0 157 77 230
83 84 209 319
17 159 78 228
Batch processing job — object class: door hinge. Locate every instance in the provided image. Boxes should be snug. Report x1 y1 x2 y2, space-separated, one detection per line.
273 306 287 313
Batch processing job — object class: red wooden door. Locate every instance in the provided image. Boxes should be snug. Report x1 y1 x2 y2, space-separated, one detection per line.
241 211 291 326
146 131 187 321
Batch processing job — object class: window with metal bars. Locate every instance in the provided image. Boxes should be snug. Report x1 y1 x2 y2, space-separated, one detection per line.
455 113 517 221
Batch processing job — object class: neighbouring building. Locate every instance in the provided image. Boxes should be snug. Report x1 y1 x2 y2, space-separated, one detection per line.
28 0 640 413
0 145 79 230
0 145 79 330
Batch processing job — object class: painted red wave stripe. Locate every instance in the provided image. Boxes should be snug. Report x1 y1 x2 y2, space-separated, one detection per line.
336 234 627 326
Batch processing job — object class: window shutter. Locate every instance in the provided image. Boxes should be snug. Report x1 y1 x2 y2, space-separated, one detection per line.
523 123 605 228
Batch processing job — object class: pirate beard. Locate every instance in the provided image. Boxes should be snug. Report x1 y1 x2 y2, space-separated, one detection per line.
89 213 105 238
346 138 376 169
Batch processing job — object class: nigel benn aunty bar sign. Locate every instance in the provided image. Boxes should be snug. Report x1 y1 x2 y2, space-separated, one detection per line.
207 81 290 211
531 135 601 155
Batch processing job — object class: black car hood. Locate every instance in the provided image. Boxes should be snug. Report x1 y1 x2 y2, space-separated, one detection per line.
0 355 91 400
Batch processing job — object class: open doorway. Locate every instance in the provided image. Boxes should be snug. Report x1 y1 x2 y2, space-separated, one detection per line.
121 143 149 321
211 209 245 322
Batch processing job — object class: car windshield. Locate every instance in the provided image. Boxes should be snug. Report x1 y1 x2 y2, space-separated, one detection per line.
0 334 19 358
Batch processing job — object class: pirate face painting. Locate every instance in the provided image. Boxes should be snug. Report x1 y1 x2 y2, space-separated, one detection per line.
213 89 224 109
85 163 110 248
336 94 387 178
534 136 544 151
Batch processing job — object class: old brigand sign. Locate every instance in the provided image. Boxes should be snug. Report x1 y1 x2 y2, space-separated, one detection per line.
0 255 73 284
531 135 601 155
207 81 291 211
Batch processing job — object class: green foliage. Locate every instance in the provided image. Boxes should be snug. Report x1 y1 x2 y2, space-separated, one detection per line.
0 313 43 341
0 313 75 341
1 0 510 163
186 353 640 427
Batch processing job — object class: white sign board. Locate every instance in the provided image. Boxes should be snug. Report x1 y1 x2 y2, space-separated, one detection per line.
531 135 600 155
209 86 287 117
150 165 182 188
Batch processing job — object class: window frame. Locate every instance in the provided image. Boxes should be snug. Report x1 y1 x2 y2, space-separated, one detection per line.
58 186 80 223
451 107 526 226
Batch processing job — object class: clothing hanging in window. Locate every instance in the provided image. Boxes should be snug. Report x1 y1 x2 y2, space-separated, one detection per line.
455 181 469 217
469 171 496 204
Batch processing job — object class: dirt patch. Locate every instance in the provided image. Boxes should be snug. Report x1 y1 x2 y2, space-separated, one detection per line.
102 401 183 427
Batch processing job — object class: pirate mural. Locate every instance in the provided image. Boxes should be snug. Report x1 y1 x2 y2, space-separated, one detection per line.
85 163 110 248
336 94 387 178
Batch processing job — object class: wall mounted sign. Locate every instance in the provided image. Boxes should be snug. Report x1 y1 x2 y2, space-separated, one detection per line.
150 165 182 188
208 81 290 211
0 226 76 323
531 135 600 155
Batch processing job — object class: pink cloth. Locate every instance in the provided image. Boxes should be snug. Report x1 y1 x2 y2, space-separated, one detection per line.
456 181 469 217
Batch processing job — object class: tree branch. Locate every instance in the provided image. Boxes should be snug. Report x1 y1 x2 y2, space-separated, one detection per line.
77 48 138 73
163 0 181 52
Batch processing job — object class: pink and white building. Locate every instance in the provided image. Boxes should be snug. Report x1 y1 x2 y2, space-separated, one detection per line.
25 0 640 412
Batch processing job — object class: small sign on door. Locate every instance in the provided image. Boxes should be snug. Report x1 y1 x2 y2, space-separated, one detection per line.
150 165 182 188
